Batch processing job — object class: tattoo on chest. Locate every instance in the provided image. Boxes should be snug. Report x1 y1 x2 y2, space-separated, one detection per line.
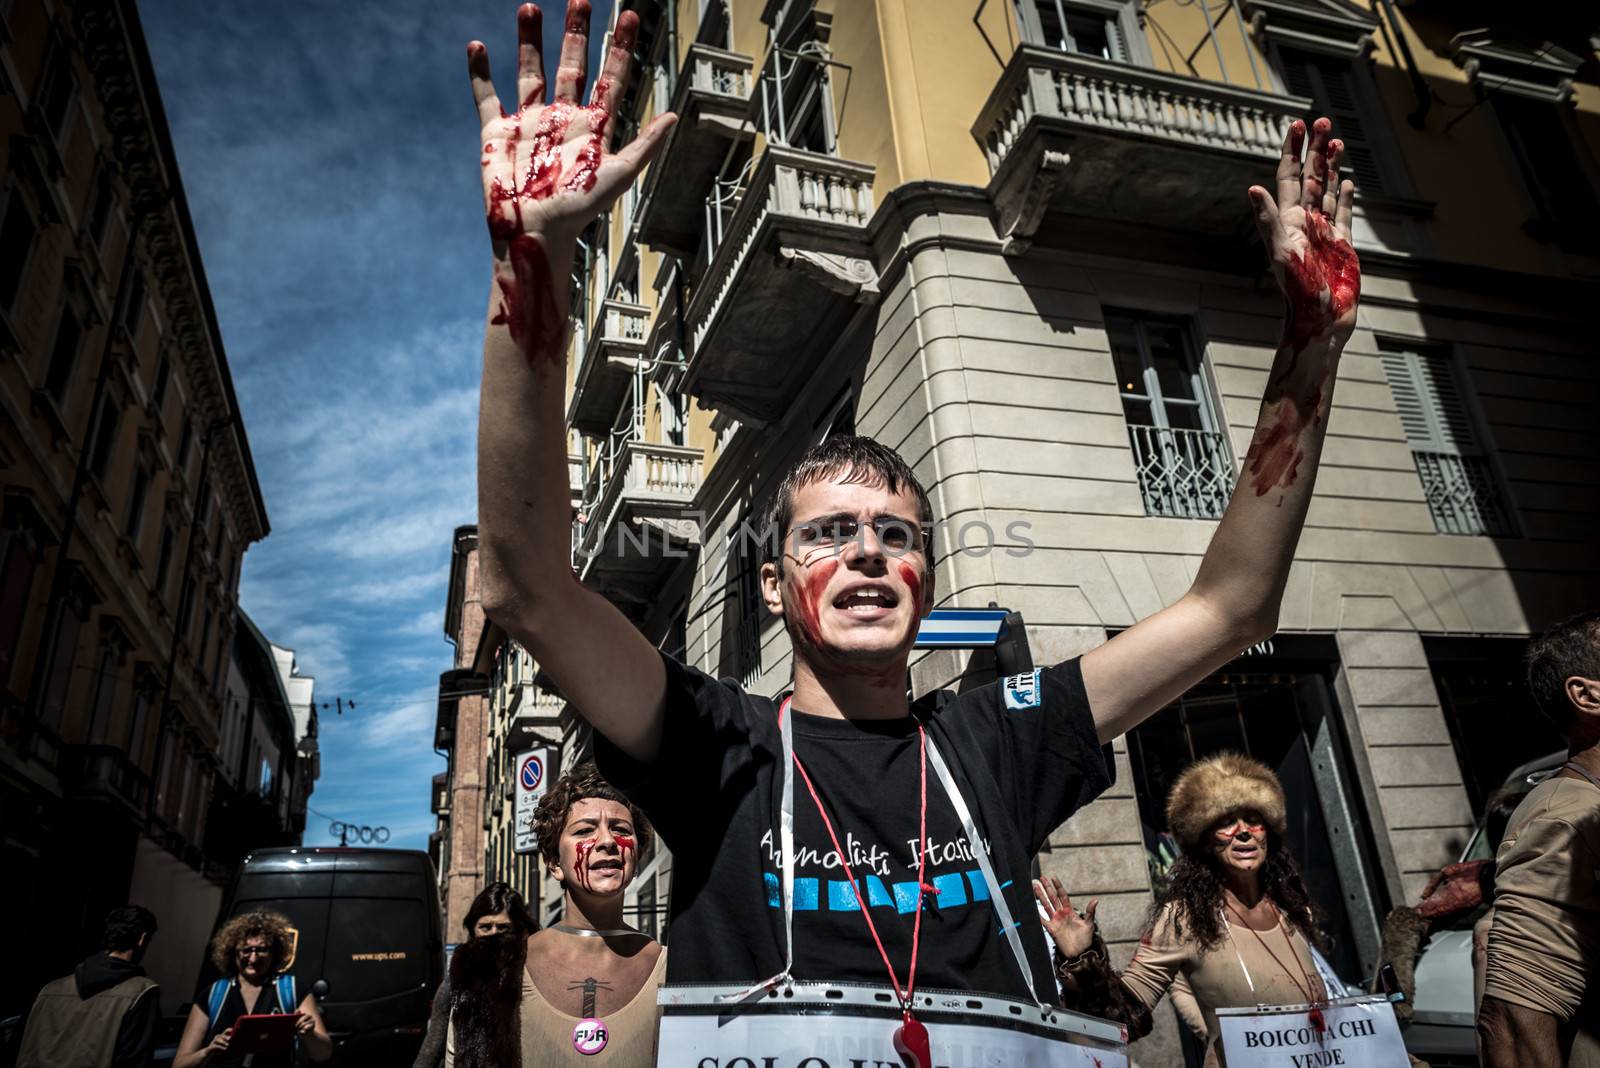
567 977 612 1018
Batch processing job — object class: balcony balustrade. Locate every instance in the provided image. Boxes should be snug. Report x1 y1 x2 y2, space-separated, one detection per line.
973 47 1307 250
682 145 877 426
568 299 650 436
635 44 756 259
574 437 704 615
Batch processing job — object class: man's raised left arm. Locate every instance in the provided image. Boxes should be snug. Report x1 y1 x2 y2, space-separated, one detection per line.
1082 116 1358 742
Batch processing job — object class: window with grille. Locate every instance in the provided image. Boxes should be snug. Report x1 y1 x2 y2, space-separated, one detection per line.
1488 93 1600 243
1276 47 1390 196
1377 339 1514 536
1015 0 1133 62
1106 310 1232 519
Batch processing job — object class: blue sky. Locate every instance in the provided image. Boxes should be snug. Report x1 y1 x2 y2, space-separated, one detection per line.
141 1 613 849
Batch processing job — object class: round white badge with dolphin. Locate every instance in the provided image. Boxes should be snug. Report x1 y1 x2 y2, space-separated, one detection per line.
572 1018 608 1055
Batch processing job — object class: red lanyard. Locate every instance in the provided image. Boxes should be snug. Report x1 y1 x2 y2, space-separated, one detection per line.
1225 900 1326 1033
782 700 933 1063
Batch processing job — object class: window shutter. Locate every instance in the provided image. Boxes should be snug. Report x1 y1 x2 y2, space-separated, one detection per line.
1379 344 1477 454
1279 49 1387 194
1104 13 1130 64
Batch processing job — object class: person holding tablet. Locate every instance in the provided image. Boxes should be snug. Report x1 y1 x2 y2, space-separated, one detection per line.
175 910 332 1067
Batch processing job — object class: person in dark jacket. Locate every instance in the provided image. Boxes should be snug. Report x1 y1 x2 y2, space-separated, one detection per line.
411 882 538 1068
18 905 161 1067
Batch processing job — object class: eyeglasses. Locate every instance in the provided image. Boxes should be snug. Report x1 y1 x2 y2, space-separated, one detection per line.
237 946 273 959
789 515 932 555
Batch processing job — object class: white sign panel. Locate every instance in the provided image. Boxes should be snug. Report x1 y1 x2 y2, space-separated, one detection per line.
657 984 1127 1068
512 748 551 855
1217 995 1409 1068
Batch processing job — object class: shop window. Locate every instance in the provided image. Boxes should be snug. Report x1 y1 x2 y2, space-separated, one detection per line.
1424 636 1565 818
1126 643 1377 980
0 186 40 312
1276 47 1392 195
1015 0 1137 63
1377 338 1514 537
1106 310 1231 519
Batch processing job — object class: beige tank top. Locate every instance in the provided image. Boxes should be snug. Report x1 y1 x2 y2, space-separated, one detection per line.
519 948 667 1066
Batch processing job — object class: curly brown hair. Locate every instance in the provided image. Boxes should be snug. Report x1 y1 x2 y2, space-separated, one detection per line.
210 910 296 975
1149 832 1324 954
533 762 652 870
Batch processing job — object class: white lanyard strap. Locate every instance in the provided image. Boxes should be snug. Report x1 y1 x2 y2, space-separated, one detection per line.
730 696 1046 1011
923 728 1045 1011
1222 909 1258 995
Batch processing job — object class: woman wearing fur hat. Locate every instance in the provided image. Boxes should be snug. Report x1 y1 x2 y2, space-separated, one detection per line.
1035 752 1328 1067
445 763 665 1067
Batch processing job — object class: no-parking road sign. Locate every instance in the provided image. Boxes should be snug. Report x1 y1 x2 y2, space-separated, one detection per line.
514 747 554 855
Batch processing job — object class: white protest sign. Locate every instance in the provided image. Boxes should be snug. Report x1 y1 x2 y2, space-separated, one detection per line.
657 983 1128 1068
512 748 552 855
1217 995 1409 1068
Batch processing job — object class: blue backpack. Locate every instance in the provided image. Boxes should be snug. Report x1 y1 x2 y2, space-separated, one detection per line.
206 973 299 1043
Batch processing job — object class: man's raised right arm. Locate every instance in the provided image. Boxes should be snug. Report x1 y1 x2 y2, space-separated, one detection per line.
468 2 675 762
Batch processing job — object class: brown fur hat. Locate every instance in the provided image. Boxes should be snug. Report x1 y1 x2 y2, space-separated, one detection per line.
1166 752 1287 850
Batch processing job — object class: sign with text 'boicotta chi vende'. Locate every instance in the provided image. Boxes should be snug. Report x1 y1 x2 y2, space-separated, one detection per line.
1217 995 1409 1068
656 983 1128 1068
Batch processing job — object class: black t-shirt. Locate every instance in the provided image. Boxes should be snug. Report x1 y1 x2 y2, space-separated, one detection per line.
595 652 1112 1002
205 978 289 1068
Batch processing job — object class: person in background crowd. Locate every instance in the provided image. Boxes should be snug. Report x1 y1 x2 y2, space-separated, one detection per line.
18 905 161 1068
1479 609 1600 1068
1037 753 1334 1068
1381 787 1518 1019
447 763 664 1067
413 882 539 1068
174 910 332 1068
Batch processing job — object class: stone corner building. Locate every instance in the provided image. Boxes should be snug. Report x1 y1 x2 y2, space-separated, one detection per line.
1 0 280 1019
431 2 1600 1060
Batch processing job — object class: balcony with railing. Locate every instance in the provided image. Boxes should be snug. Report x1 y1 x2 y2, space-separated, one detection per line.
1127 424 1233 520
972 46 1308 250
62 745 151 817
506 683 567 751
574 429 704 616
1411 450 1515 537
682 145 877 426
635 44 757 259
569 299 650 436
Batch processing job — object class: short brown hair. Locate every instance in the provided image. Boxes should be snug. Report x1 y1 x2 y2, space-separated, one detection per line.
763 435 935 573
210 910 296 975
1527 608 1600 732
533 762 652 870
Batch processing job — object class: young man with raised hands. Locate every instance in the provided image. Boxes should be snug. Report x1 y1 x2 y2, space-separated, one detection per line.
465 0 1360 1042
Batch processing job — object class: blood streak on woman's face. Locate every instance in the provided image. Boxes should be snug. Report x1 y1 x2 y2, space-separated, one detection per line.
562 799 636 895
779 475 930 669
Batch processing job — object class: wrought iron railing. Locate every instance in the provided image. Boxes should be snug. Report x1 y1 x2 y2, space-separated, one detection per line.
1127 424 1233 519
1411 450 1515 536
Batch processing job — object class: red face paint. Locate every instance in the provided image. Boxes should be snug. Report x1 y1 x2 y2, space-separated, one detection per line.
572 838 598 892
896 561 923 617
490 234 565 365
613 834 634 870
787 558 837 650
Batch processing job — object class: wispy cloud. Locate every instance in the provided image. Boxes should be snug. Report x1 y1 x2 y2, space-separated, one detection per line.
142 0 617 850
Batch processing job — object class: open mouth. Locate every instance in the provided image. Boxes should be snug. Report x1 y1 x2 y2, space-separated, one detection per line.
832 586 899 615
589 857 624 875
1231 845 1260 860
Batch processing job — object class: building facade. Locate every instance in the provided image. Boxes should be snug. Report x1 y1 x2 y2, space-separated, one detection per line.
436 0 1599 1058
0 0 273 1019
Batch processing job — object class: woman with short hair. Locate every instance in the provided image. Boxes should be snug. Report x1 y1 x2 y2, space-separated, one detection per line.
447 762 665 1067
175 910 332 1067
1037 753 1332 1068
413 882 539 1068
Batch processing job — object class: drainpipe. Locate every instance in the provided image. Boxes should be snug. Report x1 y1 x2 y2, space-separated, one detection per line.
1373 0 1431 128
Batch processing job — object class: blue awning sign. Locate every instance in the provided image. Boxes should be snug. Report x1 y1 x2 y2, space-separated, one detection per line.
914 608 1011 648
